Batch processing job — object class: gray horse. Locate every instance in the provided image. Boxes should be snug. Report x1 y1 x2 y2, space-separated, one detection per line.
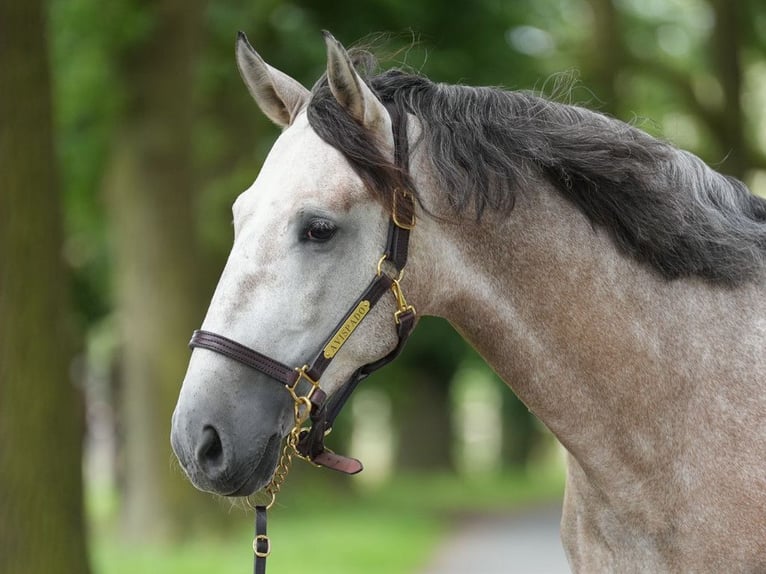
172 32 766 572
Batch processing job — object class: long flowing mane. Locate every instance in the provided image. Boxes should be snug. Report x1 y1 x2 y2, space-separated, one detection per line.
307 52 766 285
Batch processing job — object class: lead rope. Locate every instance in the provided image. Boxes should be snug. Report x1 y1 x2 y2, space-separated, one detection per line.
250 443 289 574
248 377 314 574
253 505 268 574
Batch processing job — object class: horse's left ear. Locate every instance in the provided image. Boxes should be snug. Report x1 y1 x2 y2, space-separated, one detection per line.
323 31 392 137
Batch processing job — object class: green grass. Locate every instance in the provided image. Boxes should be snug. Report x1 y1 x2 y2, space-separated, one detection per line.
91 465 565 574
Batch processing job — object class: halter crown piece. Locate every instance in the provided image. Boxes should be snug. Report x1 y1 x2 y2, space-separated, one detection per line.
188 106 417 574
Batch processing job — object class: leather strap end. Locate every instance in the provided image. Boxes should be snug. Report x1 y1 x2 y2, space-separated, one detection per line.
253 505 269 574
312 451 364 475
309 388 327 410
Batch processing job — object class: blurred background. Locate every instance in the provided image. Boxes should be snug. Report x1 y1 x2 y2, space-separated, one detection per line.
1 0 765 573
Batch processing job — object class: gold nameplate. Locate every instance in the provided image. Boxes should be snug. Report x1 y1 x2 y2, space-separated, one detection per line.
323 300 371 359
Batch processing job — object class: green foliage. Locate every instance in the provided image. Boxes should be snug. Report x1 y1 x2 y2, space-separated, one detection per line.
49 0 126 324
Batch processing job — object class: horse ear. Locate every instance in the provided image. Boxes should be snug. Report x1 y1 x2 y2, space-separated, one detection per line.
236 32 310 127
323 31 391 135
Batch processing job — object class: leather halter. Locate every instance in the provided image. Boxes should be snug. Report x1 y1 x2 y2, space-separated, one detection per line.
188 106 417 475
188 212 415 473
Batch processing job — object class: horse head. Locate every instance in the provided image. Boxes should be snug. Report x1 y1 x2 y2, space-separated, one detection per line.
171 32 418 496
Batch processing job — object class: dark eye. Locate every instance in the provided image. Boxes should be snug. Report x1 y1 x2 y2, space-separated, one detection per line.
303 218 338 243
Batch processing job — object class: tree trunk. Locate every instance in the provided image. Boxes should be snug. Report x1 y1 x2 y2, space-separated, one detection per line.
709 0 746 179
0 2 91 573
394 370 455 471
105 0 229 541
586 0 622 115
390 318 462 472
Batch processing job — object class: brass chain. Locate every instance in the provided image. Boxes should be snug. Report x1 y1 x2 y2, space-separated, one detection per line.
246 383 311 572
262 426 300 508
249 380 312 510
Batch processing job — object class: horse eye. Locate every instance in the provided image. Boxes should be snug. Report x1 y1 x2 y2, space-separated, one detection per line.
303 218 338 243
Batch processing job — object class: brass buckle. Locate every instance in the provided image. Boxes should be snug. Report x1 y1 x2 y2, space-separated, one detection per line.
391 277 416 324
392 189 416 230
288 366 320 424
253 534 271 558
288 365 319 403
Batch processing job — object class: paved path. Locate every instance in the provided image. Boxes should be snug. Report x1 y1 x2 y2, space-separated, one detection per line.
420 506 570 574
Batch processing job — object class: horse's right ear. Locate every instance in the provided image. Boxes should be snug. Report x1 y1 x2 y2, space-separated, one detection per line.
236 32 310 127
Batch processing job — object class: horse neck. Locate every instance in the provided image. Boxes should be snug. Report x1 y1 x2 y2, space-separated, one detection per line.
410 177 766 482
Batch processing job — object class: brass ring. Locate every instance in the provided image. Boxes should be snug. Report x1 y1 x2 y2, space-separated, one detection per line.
376 254 388 276
245 489 276 511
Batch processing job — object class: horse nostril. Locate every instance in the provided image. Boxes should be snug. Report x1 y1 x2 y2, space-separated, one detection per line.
197 425 224 468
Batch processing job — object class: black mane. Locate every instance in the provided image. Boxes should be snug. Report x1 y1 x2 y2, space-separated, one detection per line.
307 53 766 285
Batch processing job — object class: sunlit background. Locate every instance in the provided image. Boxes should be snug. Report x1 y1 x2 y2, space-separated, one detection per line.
2 0 765 573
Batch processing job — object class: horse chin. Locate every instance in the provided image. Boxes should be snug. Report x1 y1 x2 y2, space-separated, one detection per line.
224 432 283 498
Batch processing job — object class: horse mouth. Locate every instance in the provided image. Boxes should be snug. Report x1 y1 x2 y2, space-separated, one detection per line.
226 433 282 497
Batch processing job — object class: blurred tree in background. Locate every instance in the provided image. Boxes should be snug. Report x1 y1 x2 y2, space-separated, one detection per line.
101 0 224 541
2 0 764 567
0 1 90 572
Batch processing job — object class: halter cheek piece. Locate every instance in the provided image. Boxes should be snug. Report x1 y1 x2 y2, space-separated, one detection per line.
187 106 416 574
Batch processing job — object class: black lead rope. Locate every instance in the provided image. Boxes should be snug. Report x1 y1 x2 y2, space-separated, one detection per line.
253 505 269 574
